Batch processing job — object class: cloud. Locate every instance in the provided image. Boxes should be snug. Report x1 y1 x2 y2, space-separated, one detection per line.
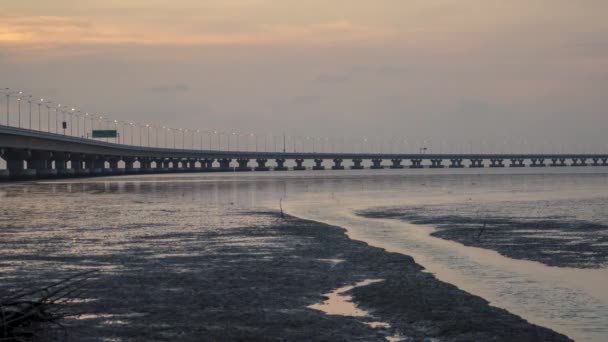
0 15 392 53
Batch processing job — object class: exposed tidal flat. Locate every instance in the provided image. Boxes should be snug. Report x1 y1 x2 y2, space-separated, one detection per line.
1 169 607 341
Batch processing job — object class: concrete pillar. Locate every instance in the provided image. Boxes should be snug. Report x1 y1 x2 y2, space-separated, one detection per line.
84 156 101 175
255 158 270 171
71 154 89 176
139 158 154 173
154 159 167 173
170 159 183 172
109 158 124 174
390 159 404 169
98 157 113 175
3 149 34 180
332 158 344 170
602 158 608 166
592 158 601 166
430 159 444 168
489 159 504 168
218 158 232 171
571 158 587 167
510 158 525 167
294 159 306 171
351 158 364 170
203 158 214 170
530 158 546 167
551 158 567 167
29 151 57 178
409 159 423 169
449 159 464 168
53 152 74 177
236 158 252 171
469 159 484 168
370 159 383 169
313 159 325 170
124 158 137 174
274 158 288 171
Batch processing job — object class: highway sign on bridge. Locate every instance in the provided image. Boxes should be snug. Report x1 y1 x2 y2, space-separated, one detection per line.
92 130 118 138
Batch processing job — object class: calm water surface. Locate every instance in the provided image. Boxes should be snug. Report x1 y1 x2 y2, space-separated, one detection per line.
1 168 607 341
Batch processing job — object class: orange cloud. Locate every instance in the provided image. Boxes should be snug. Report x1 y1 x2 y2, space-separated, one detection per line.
0 15 392 49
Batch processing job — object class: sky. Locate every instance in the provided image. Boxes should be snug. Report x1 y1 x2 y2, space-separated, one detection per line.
1 0 607 153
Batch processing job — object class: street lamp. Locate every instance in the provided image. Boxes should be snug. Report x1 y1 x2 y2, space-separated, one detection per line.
44 101 54 133
25 95 33 129
16 92 24 127
2 88 20 126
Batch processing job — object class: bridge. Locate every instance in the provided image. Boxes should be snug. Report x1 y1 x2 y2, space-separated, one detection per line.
1 125 607 180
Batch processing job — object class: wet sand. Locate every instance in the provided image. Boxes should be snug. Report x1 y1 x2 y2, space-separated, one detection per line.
1 210 571 341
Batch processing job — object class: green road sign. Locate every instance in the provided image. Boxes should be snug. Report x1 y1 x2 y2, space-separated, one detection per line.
92 130 118 138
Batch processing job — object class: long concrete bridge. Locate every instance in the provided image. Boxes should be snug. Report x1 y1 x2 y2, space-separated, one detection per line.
1 125 607 180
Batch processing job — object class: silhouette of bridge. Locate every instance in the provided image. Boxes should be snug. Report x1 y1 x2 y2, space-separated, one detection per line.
1 125 607 180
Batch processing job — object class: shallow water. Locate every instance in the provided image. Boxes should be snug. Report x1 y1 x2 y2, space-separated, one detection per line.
1 167 608 341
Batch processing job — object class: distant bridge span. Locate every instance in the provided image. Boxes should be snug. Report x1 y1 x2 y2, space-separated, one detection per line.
1 125 607 180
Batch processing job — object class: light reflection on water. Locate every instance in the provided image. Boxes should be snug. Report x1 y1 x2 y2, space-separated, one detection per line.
1 168 608 341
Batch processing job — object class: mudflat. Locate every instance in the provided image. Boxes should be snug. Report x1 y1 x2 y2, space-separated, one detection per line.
1 210 570 341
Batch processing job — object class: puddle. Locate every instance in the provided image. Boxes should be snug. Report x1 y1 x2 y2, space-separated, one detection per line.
308 279 384 317
308 279 407 341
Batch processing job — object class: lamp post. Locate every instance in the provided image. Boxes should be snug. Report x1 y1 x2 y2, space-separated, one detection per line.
44 102 54 132
2 88 20 126
37 99 44 131
26 95 33 129
17 93 23 127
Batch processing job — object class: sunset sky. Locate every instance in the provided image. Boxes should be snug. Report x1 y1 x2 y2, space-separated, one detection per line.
1 1 607 151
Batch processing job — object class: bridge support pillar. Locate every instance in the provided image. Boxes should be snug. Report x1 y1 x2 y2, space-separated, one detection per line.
592 158 602 167
351 158 364 169
154 159 168 173
530 158 546 167
370 159 383 169
332 158 344 170
449 159 464 168
489 159 505 168
53 152 74 177
236 158 252 171
313 159 325 170
123 158 136 174
29 151 56 178
255 158 270 171
109 158 123 175
571 158 588 167
550 158 567 167
3 149 34 180
294 159 306 171
189 159 199 171
390 159 404 169
218 158 232 171
409 159 423 169
602 158 608 166
84 156 102 175
139 158 154 173
71 154 88 176
274 158 288 171
469 159 484 168
430 159 444 168
168 159 181 172
203 158 215 171
510 158 525 167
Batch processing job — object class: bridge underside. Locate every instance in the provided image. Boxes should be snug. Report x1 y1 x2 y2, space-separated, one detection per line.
2 149 607 181
1 126 607 181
